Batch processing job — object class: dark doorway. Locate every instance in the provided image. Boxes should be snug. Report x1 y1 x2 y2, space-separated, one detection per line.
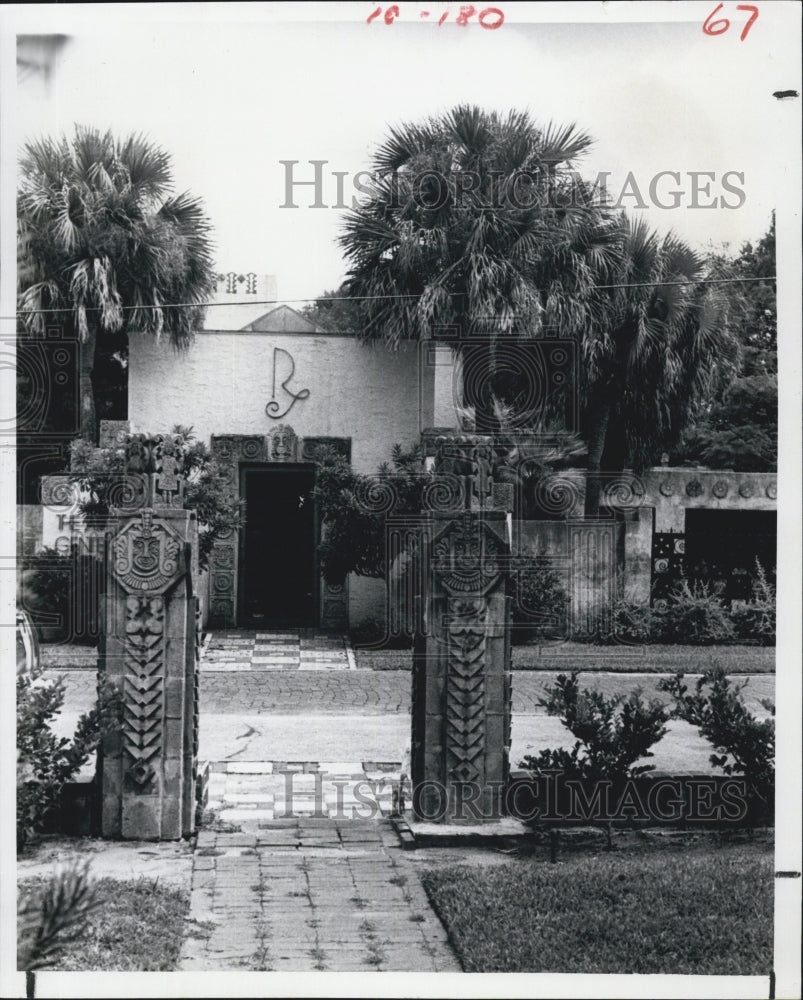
239 465 317 627
684 510 776 600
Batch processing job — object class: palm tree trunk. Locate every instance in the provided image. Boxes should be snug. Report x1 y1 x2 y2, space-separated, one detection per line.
79 324 98 443
462 337 499 434
584 384 613 517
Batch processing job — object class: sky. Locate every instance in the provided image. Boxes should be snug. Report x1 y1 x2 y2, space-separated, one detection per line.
9 2 800 303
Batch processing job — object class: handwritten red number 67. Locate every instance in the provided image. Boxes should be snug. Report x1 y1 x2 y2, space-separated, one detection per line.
703 3 759 41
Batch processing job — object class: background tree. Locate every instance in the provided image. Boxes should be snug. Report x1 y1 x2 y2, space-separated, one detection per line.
338 104 620 431
18 126 216 443
676 216 776 472
301 286 363 333
336 106 740 513
581 216 738 514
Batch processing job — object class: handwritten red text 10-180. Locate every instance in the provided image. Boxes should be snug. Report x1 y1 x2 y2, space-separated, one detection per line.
367 5 505 29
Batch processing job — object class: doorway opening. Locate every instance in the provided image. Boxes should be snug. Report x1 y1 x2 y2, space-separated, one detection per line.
238 464 317 627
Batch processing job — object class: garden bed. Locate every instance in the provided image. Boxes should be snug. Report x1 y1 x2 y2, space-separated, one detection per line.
356 643 775 673
421 839 772 974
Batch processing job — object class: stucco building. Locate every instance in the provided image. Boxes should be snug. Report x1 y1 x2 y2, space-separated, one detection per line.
32 273 777 634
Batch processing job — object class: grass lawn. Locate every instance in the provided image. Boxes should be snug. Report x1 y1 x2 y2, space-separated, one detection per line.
18 876 189 971
357 642 775 673
421 841 772 974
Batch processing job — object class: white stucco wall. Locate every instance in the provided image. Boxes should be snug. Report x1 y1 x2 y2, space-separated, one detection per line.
128 331 429 474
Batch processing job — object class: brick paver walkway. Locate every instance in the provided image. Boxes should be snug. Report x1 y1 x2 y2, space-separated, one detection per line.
202 630 353 671
179 817 459 972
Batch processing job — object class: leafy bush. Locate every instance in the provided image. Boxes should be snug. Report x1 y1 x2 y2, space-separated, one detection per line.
71 425 243 571
598 564 775 647
611 599 654 644
17 657 123 849
20 547 102 644
657 579 736 645
520 672 669 781
17 862 100 971
658 667 774 819
510 557 568 641
313 442 429 582
730 560 776 645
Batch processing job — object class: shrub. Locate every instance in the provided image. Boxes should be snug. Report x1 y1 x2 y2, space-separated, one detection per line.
611 599 654 644
313 442 429 582
658 667 774 819
657 579 735 645
510 557 568 642
520 672 669 781
20 547 102 644
730 560 776 645
70 426 243 571
17 657 123 850
17 862 100 971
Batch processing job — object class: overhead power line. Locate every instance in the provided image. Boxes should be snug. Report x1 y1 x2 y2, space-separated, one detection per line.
9 274 777 318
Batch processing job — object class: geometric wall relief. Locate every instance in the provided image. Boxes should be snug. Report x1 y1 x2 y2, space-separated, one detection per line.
321 577 349 631
568 519 617 639
651 530 686 605
268 423 298 461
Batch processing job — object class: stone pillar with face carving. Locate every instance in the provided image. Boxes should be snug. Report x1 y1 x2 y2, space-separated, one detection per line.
99 474 200 840
411 510 511 823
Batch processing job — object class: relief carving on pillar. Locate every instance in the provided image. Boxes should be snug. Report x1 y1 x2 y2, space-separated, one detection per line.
193 602 201 760
433 515 504 784
432 513 503 596
153 438 185 507
445 598 487 783
112 511 183 595
433 435 505 509
122 595 165 787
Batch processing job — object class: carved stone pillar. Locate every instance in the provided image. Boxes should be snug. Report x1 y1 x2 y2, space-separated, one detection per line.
411 511 511 823
432 434 515 513
100 476 200 840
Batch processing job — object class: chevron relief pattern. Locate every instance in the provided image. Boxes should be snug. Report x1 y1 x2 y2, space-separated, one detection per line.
445 599 486 784
123 595 165 786
192 601 201 759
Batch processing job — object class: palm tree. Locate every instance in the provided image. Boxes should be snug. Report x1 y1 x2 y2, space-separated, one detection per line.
18 126 215 442
581 216 739 515
338 105 621 429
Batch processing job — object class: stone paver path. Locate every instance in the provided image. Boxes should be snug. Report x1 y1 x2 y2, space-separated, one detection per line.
202 630 353 671
180 817 459 972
